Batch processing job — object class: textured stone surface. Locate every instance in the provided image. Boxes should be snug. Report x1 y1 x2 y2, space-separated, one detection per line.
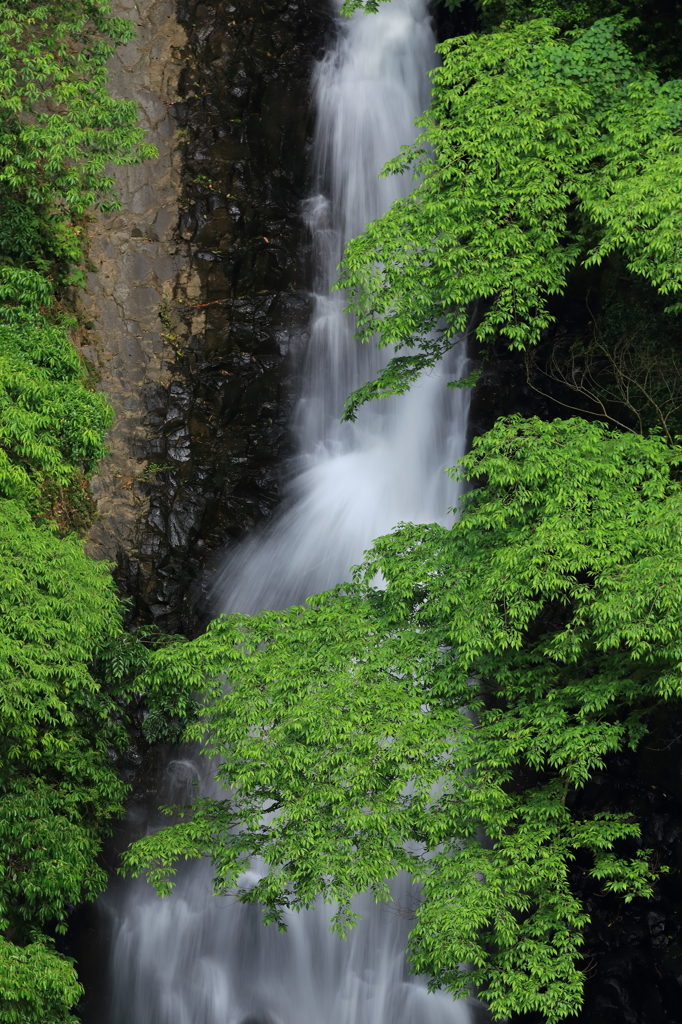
70 5 331 1012
83 0 329 635
121 0 329 634
81 0 187 565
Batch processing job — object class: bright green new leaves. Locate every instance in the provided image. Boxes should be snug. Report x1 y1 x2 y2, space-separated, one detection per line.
340 0 384 11
0 499 126 939
582 73 682 299
92 625 198 745
0 0 155 210
0 762 123 939
337 19 682 419
125 595 467 926
0 937 81 1024
341 0 465 12
0 315 112 504
123 416 682 1022
0 2 155 1017
0 0 156 300
0 499 118 761
0 329 121 1013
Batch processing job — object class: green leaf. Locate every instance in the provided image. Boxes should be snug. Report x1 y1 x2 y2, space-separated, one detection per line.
335 18 682 412
124 416 680 1022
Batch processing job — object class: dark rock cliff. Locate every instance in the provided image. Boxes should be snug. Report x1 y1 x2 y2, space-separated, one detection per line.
98 0 330 636
71 2 331 1015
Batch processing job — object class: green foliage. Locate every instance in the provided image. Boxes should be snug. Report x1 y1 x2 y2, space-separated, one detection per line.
0 499 194 953
0 499 127 940
342 0 682 80
123 416 682 1022
336 18 682 420
0 4 158 1017
0 937 81 1024
0 313 112 507
481 1 682 79
93 626 199 746
0 0 156 302
0 331 122 1012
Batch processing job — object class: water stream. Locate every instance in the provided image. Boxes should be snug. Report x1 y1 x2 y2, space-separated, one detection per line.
215 0 467 612
101 3 473 1021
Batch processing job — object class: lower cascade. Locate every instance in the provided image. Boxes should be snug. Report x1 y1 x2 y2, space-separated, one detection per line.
101 2 472 1020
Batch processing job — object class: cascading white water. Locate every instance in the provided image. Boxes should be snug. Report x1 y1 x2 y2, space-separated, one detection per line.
214 0 468 612
101 3 473 1022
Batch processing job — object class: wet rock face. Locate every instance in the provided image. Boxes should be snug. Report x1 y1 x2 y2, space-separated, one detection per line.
433 0 480 41
119 0 330 634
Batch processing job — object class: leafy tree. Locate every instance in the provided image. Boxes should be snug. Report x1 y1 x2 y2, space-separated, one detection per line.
0 313 112 506
0 3 161 1017
343 0 682 78
334 18 682 421
0 507 199 1021
123 416 682 1022
479 1 682 79
0 498 125 1020
0 936 82 1024
0 473 194 1019
0 0 156 303
341 0 466 12
92 625 198 746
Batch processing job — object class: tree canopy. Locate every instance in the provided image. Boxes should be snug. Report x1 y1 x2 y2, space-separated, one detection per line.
0 314 112 506
124 416 682 1022
0 497 127 1023
0 0 155 305
0 2 159 1020
341 0 465 11
335 17 682 420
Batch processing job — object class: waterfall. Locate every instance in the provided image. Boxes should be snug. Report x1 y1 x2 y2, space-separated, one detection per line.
214 0 468 613
100 2 473 1022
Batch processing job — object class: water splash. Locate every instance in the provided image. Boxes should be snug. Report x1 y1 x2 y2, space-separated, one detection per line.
101 3 473 1022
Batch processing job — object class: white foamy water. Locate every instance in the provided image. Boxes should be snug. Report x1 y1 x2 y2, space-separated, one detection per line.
215 0 468 612
107 863 472 1024
101 3 473 1022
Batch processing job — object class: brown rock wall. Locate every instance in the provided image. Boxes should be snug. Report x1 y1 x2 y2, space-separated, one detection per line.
82 0 330 634
81 0 187 564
